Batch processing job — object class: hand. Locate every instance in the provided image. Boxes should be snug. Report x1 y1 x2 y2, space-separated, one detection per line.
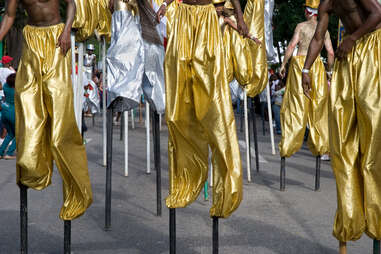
302 72 312 100
249 34 262 45
57 30 71 56
326 72 332 81
237 16 248 37
156 4 166 22
109 0 114 12
279 66 286 79
336 36 355 60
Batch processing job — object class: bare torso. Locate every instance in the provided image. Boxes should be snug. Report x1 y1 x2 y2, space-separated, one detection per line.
297 20 318 55
330 0 381 34
21 0 61 26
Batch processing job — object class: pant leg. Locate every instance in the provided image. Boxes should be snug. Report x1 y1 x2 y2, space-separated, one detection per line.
354 29 381 240
330 53 364 242
43 37 92 220
15 35 53 190
191 5 242 218
279 56 309 157
307 58 330 156
272 104 281 133
165 4 210 210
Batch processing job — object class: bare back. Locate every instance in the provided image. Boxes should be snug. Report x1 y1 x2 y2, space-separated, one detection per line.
295 20 330 56
21 0 61 26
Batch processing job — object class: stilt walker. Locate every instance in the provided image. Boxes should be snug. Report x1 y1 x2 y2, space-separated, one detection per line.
278 0 333 191
303 0 381 252
0 0 94 252
156 0 246 250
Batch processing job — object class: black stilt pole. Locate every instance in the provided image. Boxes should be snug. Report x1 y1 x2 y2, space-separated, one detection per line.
64 220 71 254
251 98 259 172
120 112 124 141
105 108 113 231
374 239 380 254
240 99 244 133
213 217 219 254
20 184 28 254
169 208 176 254
315 156 321 191
247 99 253 171
152 110 162 216
280 157 286 191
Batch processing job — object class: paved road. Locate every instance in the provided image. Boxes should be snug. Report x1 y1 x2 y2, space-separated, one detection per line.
0 114 373 253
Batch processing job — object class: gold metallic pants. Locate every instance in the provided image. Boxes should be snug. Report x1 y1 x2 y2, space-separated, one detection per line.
165 3 242 218
16 24 92 220
279 56 329 157
330 29 381 242
223 17 253 86
243 0 268 97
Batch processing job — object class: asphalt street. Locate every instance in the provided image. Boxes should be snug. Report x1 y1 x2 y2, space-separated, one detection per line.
0 112 373 253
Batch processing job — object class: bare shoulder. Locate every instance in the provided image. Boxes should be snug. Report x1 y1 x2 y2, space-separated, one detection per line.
319 0 333 13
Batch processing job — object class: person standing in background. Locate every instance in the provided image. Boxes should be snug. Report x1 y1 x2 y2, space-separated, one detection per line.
0 73 16 159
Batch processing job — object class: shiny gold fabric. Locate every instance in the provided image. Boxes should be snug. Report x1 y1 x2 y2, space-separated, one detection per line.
330 28 381 242
15 24 93 220
73 0 111 42
165 3 242 218
115 0 138 14
279 56 329 157
223 16 254 86
305 0 319 9
243 0 268 97
96 0 112 41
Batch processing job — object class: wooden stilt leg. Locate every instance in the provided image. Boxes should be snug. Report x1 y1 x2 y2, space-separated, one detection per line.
213 217 219 254
315 156 321 191
374 239 380 254
169 208 176 254
280 157 286 191
64 220 71 254
339 241 347 254
105 108 113 231
20 184 28 254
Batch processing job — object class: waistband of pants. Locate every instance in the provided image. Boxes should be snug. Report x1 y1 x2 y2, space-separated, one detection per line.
23 23 65 33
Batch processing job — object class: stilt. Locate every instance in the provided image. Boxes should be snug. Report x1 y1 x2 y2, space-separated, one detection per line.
146 102 151 174
339 241 347 254
251 98 259 172
315 156 321 191
374 239 380 254
120 112 124 141
92 114 95 127
240 99 244 133
124 111 129 177
102 36 107 167
131 110 135 129
244 93 252 182
105 108 113 231
280 157 286 191
209 156 213 187
169 208 176 254
204 182 209 201
152 111 162 216
64 220 71 254
213 217 219 254
266 84 276 155
20 184 28 254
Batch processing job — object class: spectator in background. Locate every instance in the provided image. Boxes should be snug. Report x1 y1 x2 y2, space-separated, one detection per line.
0 73 16 159
272 79 285 135
0 56 15 140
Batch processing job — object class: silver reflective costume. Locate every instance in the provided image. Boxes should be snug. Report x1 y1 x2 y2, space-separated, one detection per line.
107 0 165 113
230 79 244 104
84 80 100 114
106 7 145 110
264 0 276 62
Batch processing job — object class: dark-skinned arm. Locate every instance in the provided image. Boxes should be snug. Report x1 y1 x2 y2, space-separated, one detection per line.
57 0 76 56
0 0 18 42
302 0 331 99
336 0 381 59
156 0 175 22
224 16 261 44
231 0 248 37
